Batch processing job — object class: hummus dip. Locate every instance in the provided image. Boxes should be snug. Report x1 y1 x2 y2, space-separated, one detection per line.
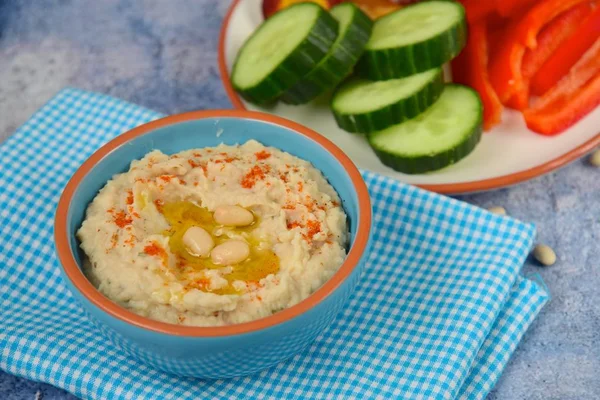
77 140 348 326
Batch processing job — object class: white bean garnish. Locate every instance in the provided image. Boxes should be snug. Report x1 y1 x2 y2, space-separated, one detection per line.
211 240 250 266
487 206 507 216
182 226 214 257
533 244 557 266
213 205 254 226
589 150 600 167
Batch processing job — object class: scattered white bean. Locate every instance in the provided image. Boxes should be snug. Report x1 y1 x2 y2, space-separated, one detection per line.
182 226 214 258
589 150 600 167
213 205 254 226
533 244 557 266
487 206 507 216
211 240 250 266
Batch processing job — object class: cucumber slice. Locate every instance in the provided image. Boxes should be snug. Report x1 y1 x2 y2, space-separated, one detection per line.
280 3 373 105
369 85 483 174
332 68 444 133
357 1 467 80
231 3 338 105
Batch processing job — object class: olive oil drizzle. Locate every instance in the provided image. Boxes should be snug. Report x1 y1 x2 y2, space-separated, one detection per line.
160 201 280 295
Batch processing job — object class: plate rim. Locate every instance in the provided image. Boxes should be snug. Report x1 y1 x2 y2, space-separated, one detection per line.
217 0 600 195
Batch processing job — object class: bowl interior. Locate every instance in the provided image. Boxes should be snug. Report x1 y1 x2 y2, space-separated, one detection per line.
67 116 361 269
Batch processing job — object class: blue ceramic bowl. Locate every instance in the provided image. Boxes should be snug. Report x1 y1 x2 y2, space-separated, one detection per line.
55 110 372 379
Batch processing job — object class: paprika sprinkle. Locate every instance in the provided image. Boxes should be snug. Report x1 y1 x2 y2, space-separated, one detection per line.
255 150 271 160
241 165 270 189
113 210 132 228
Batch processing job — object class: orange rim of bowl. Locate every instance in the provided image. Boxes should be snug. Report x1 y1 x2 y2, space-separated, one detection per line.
217 0 600 195
55 109 371 337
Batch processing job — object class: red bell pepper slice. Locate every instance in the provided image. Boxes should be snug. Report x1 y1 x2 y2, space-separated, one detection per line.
530 5 600 96
457 0 496 23
533 40 600 110
452 23 503 131
489 0 591 107
524 74 600 135
459 0 539 23
522 2 593 80
507 2 594 110
517 0 592 49
494 0 538 18
524 41 600 135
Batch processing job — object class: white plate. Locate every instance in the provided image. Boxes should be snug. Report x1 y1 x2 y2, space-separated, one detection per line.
218 0 600 194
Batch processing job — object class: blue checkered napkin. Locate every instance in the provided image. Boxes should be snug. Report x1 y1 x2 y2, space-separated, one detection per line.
0 89 549 400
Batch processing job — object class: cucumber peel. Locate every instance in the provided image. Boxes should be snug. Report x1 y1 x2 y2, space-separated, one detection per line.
231 3 338 105
332 68 444 133
281 3 373 105
369 85 483 174
357 1 467 80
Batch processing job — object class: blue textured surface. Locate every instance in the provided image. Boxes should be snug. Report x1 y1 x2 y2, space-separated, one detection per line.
0 0 598 399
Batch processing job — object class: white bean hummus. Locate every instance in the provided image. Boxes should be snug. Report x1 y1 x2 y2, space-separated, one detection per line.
78 140 348 326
